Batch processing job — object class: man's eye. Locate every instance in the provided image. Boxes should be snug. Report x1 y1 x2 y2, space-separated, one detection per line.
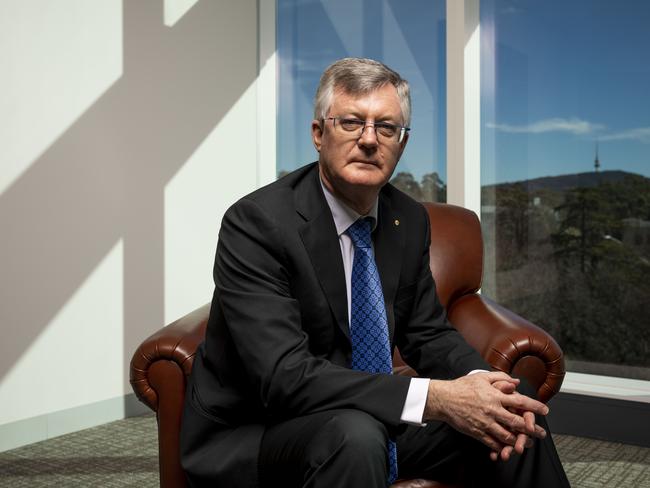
375 123 398 136
339 119 365 130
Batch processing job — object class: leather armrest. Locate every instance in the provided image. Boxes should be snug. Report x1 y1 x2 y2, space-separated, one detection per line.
448 294 565 403
129 303 210 488
130 303 210 411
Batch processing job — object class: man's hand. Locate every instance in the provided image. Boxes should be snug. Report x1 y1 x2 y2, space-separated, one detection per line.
423 372 548 459
490 379 537 461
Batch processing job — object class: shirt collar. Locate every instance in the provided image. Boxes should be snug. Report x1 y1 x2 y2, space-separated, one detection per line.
320 176 379 236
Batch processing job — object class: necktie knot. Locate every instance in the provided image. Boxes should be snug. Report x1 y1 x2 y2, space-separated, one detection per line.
346 217 373 249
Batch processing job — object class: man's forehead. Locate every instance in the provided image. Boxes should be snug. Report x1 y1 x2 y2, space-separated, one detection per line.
330 85 401 112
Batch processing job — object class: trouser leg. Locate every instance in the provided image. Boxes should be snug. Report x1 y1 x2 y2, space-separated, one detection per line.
258 409 391 488
397 417 570 487
479 378 571 488
482 418 571 488
396 419 473 485
397 379 571 488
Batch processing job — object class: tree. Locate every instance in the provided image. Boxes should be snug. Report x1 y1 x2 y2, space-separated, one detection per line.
390 172 422 201
550 178 650 368
552 187 616 272
421 172 447 203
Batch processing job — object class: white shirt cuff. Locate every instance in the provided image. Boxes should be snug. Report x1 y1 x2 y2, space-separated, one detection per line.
467 369 489 375
400 377 429 426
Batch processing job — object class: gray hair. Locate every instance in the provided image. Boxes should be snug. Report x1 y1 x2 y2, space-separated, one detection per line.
313 58 411 127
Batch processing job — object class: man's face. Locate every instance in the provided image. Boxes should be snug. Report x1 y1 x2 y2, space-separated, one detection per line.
312 84 409 199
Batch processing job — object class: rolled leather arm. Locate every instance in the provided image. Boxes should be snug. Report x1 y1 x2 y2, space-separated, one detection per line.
129 304 210 488
448 294 565 403
130 303 210 411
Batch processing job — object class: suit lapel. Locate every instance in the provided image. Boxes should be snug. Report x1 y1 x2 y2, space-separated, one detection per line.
296 166 350 340
374 190 405 343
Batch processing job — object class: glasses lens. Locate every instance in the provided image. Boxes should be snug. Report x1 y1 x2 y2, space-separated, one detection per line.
338 118 365 132
333 118 401 141
375 123 397 138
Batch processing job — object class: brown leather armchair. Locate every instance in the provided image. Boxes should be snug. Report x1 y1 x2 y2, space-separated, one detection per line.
130 202 565 488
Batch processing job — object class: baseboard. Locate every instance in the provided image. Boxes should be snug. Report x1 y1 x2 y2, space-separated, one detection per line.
548 392 650 447
0 393 151 453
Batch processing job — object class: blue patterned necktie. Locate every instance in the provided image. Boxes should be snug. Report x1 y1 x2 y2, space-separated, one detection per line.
346 217 398 484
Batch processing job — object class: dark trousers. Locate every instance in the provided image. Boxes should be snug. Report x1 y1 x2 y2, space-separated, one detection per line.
259 404 570 488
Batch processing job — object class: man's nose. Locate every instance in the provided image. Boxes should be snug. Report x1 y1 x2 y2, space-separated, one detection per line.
358 123 379 148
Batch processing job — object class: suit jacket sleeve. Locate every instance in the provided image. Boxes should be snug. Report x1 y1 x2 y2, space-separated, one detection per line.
212 197 411 428
395 204 489 379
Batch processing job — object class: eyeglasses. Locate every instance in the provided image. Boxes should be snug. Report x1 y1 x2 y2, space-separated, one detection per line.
322 117 410 143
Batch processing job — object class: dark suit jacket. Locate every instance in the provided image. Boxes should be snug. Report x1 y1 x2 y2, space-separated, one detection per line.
180 162 488 487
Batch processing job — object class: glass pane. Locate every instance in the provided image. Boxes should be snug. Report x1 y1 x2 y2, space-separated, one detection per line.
277 0 447 202
481 0 650 380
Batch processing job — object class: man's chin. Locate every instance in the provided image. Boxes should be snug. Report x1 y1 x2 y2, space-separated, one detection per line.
342 167 389 188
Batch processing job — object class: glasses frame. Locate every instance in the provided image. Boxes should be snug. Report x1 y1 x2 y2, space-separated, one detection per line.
322 116 410 144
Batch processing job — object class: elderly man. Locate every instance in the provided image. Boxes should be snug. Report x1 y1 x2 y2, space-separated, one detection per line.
180 58 570 487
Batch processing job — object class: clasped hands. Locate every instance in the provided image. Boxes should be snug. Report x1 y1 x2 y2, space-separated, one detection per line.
424 372 548 462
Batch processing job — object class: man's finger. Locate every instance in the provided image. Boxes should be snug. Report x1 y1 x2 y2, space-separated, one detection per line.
500 445 514 461
483 371 519 385
493 380 517 394
479 433 507 454
495 409 547 439
514 433 528 454
523 410 536 434
501 391 549 416
493 433 533 462
487 421 519 446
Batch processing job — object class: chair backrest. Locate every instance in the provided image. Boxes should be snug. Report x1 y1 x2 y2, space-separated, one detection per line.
392 202 483 371
422 202 483 309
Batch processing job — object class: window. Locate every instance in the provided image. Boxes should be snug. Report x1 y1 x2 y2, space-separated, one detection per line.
277 0 447 202
480 0 650 380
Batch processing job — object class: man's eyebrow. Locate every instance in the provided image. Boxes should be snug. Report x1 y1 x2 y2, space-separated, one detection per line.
339 111 364 119
340 112 401 124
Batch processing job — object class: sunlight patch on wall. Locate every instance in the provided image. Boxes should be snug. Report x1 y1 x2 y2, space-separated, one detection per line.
163 83 258 324
164 0 200 27
0 239 124 426
0 0 123 196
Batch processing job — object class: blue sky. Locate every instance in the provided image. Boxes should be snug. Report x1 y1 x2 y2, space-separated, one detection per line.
277 0 650 186
481 0 650 185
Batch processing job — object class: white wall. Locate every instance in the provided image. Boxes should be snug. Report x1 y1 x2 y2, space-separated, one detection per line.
0 0 267 449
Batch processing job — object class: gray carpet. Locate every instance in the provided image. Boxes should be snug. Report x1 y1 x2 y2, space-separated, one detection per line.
0 414 649 487
0 415 158 488
556 434 650 487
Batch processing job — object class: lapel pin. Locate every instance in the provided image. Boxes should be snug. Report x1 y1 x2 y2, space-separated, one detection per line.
394 219 400 226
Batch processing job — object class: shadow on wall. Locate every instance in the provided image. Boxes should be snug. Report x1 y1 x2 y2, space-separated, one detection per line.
0 0 267 383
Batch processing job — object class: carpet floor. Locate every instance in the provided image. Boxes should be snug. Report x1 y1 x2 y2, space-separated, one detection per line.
0 414 649 487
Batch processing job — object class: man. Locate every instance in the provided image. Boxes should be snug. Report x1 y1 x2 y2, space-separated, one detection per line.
181 58 570 487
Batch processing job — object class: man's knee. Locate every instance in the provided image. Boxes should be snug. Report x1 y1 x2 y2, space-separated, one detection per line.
308 409 388 468
259 409 391 486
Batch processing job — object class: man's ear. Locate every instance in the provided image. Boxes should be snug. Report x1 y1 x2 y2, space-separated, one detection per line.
311 119 323 152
